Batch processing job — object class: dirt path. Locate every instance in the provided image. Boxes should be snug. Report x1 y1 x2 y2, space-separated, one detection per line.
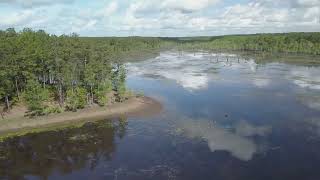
0 96 162 135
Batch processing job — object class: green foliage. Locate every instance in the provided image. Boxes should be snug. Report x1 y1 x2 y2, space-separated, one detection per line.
94 79 112 106
0 28 172 116
23 79 50 116
117 83 127 102
43 105 63 114
113 65 127 102
66 87 87 111
175 32 320 55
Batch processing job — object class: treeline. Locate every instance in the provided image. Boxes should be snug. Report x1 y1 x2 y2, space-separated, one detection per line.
0 28 168 116
81 36 175 61
175 32 320 55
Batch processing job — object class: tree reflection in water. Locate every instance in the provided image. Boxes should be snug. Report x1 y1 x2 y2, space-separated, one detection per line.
0 117 128 180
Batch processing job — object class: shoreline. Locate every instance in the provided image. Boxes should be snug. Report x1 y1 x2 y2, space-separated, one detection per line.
0 96 162 138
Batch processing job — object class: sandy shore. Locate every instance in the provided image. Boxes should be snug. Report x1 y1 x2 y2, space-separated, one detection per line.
0 96 162 136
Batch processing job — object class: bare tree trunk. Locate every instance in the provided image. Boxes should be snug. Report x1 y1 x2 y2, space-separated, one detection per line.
87 94 90 104
15 76 20 100
49 73 53 84
90 85 94 104
58 83 64 106
43 73 46 89
5 95 10 111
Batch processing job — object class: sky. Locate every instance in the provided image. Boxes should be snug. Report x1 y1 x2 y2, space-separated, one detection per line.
0 0 319 37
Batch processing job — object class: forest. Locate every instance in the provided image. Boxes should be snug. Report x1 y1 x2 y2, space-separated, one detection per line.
174 32 320 55
0 28 169 117
1 29 319 117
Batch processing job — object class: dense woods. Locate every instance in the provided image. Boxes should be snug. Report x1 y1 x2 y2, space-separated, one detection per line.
175 32 320 55
0 28 168 116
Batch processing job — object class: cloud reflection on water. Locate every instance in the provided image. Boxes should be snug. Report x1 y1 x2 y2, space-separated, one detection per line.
252 78 271 88
289 67 320 90
177 119 271 161
127 51 320 111
127 51 261 91
128 51 320 91
298 94 320 111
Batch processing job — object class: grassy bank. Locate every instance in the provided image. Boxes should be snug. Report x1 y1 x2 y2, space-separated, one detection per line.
0 96 162 140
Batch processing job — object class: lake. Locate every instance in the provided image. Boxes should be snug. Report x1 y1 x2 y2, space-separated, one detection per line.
1 51 320 180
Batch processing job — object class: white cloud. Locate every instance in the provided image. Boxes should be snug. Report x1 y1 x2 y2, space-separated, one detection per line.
296 0 320 7
161 0 220 12
0 0 74 8
104 1 118 16
304 6 320 20
126 0 219 15
118 0 320 36
0 10 32 26
70 19 98 33
0 0 319 36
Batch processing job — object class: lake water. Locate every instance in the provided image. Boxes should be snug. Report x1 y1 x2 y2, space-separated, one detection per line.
1 51 320 180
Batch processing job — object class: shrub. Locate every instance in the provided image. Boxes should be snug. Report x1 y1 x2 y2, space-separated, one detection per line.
66 87 87 111
95 79 112 106
43 105 63 114
116 83 127 102
23 79 50 116
113 65 127 102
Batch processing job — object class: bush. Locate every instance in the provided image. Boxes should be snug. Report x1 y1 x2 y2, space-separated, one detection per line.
113 65 127 102
95 79 112 106
116 83 127 102
23 79 50 116
43 105 63 114
66 87 87 111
